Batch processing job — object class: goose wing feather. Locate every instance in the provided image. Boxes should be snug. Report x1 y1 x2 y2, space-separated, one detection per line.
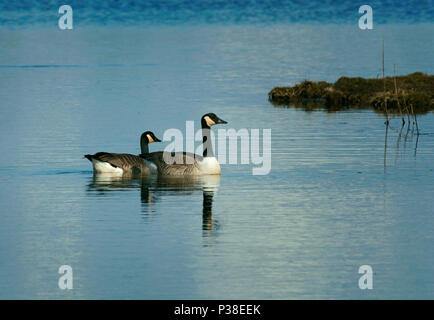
142 151 203 176
89 152 151 175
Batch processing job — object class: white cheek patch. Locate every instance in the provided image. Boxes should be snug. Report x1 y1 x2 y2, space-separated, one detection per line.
147 134 154 143
204 116 216 126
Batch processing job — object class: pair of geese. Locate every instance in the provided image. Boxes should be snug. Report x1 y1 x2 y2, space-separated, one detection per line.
85 113 227 176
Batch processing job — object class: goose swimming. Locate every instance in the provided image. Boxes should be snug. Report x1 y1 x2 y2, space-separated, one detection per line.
142 113 227 176
84 131 161 176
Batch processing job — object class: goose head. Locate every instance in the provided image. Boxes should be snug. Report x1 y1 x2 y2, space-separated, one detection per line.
140 131 161 156
142 131 161 144
201 113 228 128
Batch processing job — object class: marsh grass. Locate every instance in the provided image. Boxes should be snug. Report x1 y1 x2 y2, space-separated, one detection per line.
269 72 434 115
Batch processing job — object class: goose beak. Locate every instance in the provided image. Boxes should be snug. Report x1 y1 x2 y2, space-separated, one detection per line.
217 118 227 124
155 137 162 142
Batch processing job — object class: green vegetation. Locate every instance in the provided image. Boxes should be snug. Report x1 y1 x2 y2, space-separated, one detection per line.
268 72 434 114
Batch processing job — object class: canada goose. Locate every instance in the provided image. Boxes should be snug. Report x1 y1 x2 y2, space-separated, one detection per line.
142 113 227 176
84 131 161 176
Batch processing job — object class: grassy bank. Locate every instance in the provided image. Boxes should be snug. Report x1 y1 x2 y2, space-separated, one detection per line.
268 72 434 114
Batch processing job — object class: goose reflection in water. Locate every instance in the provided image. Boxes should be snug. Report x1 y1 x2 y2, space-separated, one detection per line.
86 174 221 239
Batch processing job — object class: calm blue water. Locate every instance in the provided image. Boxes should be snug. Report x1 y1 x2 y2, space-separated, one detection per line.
1 0 433 25
0 2 433 299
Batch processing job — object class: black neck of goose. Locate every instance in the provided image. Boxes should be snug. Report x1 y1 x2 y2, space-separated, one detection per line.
140 134 149 155
201 120 214 158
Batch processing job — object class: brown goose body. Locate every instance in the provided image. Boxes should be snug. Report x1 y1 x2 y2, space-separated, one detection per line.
85 152 158 176
141 151 206 176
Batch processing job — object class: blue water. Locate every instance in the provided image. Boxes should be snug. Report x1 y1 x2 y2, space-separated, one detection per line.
0 2 433 299
1 0 433 26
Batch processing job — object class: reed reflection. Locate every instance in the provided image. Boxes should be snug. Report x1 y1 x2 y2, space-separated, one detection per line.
86 174 221 238
384 119 421 171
